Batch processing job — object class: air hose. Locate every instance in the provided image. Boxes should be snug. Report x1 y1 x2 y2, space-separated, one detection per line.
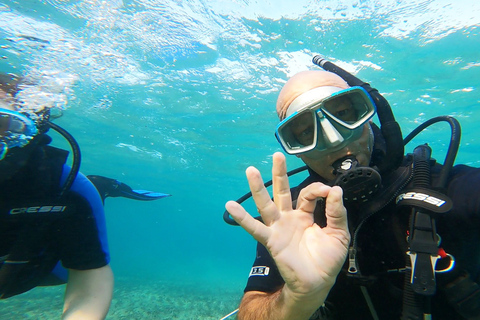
47 121 81 197
312 55 404 174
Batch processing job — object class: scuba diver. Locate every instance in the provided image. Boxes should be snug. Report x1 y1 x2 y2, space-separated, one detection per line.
0 73 169 319
224 56 480 320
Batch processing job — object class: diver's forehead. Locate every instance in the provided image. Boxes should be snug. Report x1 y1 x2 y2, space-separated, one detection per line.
285 86 345 118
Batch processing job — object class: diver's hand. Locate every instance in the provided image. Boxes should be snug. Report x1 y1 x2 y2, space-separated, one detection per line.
226 152 350 317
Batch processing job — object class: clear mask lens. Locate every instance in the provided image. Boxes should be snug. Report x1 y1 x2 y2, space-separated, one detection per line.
276 86 376 155
0 108 38 160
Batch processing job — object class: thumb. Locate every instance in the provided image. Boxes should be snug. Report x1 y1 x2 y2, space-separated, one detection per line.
324 186 348 233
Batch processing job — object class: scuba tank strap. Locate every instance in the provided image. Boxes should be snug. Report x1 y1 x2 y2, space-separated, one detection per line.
396 144 453 319
397 145 453 293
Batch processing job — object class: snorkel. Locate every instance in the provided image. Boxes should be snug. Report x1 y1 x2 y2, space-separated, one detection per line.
312 56 460 198
307 55 403 202
312 55 404 175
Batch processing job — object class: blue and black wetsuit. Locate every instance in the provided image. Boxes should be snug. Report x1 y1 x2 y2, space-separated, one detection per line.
0 145 109 298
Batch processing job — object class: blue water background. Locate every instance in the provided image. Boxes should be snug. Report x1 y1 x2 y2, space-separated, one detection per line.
1 0 480 303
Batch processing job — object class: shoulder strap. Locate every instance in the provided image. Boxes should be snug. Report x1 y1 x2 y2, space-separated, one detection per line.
441 271 480 318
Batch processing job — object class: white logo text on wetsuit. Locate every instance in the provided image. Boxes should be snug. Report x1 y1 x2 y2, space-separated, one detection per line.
249 266 270 277
9 206 67 215
396 192 446 207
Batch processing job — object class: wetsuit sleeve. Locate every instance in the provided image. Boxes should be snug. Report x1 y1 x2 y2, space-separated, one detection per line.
55 165 110 270
443 165 480 278
447 165 480 221
244 242 284 293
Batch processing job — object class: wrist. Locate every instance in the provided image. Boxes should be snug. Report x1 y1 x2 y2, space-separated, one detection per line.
279 282 333 320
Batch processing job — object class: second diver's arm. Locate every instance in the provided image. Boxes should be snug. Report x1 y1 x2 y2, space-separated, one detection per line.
62 265 114 320
60 170 113 319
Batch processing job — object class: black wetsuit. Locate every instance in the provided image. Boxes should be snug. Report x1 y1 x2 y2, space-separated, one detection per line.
244 159 480 319
0 145 109 298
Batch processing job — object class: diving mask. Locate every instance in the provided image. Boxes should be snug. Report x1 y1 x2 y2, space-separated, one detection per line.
0 107 38 160
275 86 376 156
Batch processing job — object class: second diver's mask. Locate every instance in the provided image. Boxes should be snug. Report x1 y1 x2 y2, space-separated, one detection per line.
0 106 38 161
275 86 376 158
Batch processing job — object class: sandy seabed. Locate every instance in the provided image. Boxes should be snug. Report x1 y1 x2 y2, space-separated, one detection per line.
0 277 242 320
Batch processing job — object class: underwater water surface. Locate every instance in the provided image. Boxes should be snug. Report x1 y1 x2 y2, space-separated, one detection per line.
1 0 479 319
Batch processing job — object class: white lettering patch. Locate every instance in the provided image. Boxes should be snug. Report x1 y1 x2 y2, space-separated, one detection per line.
396 192 446 207
249 266 270 277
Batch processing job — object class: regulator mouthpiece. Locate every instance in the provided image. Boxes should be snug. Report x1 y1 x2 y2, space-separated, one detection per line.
333 156 381 202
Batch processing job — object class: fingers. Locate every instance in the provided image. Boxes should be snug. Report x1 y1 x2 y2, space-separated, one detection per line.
296 184 348 235
296 182 332 213
226 152 291 242
271 152 293 212
324 186 348 232
225 201 270 245
226 152 296 243
245 166 280 225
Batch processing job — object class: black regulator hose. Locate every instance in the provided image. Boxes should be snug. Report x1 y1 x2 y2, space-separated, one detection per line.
403 116 461 190
312 55 404 174
47 121 82 197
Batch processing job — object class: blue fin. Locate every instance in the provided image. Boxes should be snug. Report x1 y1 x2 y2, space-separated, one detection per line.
126 189 171 200
87 175 171 202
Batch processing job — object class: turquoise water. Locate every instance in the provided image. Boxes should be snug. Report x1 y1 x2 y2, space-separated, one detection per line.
1 0 479 318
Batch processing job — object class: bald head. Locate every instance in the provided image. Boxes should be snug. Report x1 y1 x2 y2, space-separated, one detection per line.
276 70 349 120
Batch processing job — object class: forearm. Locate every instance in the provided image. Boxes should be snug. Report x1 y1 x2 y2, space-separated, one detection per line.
238 286 328 320
62 265 114 320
